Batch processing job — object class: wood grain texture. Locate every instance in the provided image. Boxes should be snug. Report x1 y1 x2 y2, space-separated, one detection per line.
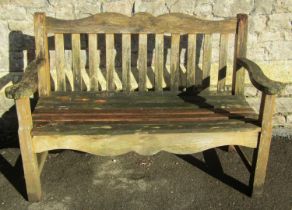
33 90 255 107
34 13 50 96
202 34 212 89
37 151 48 175
253 94 275 195
88 33 99 91
232 14 248 95
32 120 260 136
217 34 228 92
55 33 66 91
170 34 180 91
32 131 258 156
32 91 258 125
16 98 42 202
106 33 115 91
155 34 164 91
33 92 253 111
237 58 286 95
33 107 255 116
46 12 237 34
72 34 82 91
187 34 196 87
138 34 147 91
32 113 230 123
5 58 45 99
122 34 131 91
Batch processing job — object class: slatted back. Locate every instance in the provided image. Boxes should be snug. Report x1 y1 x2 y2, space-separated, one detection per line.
34 12 247 96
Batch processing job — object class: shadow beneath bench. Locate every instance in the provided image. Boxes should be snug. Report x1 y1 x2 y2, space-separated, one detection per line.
176 148 253 196
0 154 27 199
176 146 255 197
175 88 259 196
0 103 27 199
0 98 39 200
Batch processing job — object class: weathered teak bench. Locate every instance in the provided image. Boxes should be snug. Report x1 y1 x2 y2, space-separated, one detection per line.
6 12 285 201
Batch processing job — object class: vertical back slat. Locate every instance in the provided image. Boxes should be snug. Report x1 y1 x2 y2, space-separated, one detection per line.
88 34 99 91
55 33 66 91
217 33 229 92
187 34 196 87
202 34 212 89
138 34 147 92
122 34 131 91
170 34 180 91
34 13 51 96
106 33 115 91
72 34 82 91
155 34 164 91
233 14 248 95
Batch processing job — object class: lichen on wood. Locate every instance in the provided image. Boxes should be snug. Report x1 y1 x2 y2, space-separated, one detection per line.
5 58 45 99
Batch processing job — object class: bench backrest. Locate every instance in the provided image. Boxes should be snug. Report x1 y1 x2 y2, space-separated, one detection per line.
34 12 247 96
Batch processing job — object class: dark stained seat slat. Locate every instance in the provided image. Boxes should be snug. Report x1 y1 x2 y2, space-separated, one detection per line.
34 91 253 110
33 108 254 115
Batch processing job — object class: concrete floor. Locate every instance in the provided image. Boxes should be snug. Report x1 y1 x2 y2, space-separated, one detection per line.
0 134 291 210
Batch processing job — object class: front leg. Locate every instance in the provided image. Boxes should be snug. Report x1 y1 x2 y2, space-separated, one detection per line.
16 97 42 201
252 94 275 195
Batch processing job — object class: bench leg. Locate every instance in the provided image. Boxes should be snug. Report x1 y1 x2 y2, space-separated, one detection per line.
16 98 42 202
227 145 236 152
252 94 275 196
37 151 48 175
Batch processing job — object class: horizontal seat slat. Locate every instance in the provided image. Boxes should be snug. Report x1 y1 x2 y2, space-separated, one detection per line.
34 102 252 111
33 107 254 114
34 92 256 111
32 119 260 136
33 113 229 123
34 94 253 112
36 98 248 106
36 92 248 103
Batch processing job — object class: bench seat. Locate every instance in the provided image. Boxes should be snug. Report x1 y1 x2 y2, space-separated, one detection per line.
30 92 261 156
32 91 260 135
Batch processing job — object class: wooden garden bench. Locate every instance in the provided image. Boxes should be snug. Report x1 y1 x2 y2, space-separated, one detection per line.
5 12 285 201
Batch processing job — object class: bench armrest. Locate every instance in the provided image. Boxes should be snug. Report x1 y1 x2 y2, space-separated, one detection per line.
237 58 286 95
5 58 45 99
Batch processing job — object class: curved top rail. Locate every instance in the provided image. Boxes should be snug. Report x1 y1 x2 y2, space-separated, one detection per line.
45 12 237 34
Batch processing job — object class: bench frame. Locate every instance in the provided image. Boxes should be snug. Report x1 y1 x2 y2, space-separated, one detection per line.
6 12 285 201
